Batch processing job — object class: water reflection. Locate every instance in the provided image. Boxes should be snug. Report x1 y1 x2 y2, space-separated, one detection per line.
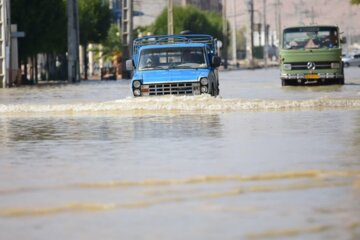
0 114 222 143
339 111 360 167
133 114 222 139
282 84 344 92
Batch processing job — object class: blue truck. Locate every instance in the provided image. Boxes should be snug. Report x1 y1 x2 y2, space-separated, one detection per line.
126 34 221 97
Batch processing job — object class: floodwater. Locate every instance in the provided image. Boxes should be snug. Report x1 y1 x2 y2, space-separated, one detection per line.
0 67 360 240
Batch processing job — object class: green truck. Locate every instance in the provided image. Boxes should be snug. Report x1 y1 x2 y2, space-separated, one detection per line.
280 25 345 86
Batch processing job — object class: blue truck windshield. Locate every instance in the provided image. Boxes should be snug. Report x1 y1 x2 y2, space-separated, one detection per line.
283 27 339 49
139 47 207 70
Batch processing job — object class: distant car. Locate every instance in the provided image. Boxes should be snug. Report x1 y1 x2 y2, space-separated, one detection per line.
100 67 117 80
342 53 360 67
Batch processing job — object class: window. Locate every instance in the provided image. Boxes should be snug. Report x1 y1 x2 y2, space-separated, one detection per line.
139 47 207 70
283 27 339 49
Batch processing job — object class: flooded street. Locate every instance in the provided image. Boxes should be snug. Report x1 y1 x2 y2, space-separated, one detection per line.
0 67 360 240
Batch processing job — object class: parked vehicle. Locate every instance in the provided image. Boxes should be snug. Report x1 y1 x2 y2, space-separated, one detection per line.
126 34 221 97
280 25 345 86
100 67 116 80
342 53 360 67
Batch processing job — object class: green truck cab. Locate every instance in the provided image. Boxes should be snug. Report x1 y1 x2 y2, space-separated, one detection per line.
280 25 344 86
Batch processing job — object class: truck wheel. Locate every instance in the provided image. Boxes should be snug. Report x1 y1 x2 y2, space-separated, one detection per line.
212 83 219 96
215 84 220 96
211 83 216 96
281 79 287 86
338 78 345 85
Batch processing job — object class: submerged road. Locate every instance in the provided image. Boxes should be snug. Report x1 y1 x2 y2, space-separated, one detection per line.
0 67 359 240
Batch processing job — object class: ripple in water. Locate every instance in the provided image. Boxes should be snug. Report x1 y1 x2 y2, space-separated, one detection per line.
0 95 360 115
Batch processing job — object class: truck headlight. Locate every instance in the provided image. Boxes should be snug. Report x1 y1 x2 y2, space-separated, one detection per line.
133 89 141 96
200 77 208 85
283 64 292 70
133 80 141 88
200 86 208 93
331 63 340 69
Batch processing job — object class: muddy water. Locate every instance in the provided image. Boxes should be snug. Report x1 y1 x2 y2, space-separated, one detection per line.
0 68 359 240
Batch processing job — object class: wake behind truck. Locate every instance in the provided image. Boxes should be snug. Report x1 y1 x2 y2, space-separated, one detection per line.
126 34 221 97
280 25 345 86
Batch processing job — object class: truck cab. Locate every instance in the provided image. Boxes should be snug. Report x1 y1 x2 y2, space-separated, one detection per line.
126 34 221 97
280 25 344 86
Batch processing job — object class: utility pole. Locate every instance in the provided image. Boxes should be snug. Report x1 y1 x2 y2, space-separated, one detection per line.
254 11 261 46
231 0 237 65
67 0 80 83
1 0 10 88
309 7 315 24
347 5 353 53
263 0 267 68
222 0 228 69
274 0 282 48
168 0 174 34
278 1 282 48
246 0 254 68
121 0 133 79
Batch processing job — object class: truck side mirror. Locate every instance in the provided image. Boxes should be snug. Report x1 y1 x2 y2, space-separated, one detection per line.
212 56 221 68
340 36 347 44
126 60 134 71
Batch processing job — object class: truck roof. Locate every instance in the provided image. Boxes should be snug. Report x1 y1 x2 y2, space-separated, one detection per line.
283 25 339 31
133 34 217 55
139 42 207 50
131 34 218 66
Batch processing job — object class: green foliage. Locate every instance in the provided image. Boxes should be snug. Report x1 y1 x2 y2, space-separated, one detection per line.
351 0 360 4
134 26 153 39
204 11 224 40
236 27 247 50
151 6 224 40
11 0 111 61
78 0 112 45
11 0 67 60
104 24 122 53
95 24 122 62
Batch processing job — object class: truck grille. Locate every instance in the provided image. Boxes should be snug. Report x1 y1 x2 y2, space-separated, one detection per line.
286 61 333 70
146 82 200 96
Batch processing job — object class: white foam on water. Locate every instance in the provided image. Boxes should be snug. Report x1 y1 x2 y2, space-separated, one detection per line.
1 95 360 115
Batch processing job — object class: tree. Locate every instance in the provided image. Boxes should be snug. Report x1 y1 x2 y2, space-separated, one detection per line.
78 0 111 79
11 0 67 56
11 0 67 82
151 6 224 41
236 27 247 51
149 6 229 64
351 0 360 4
99 24 122 63
11 0 112 82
